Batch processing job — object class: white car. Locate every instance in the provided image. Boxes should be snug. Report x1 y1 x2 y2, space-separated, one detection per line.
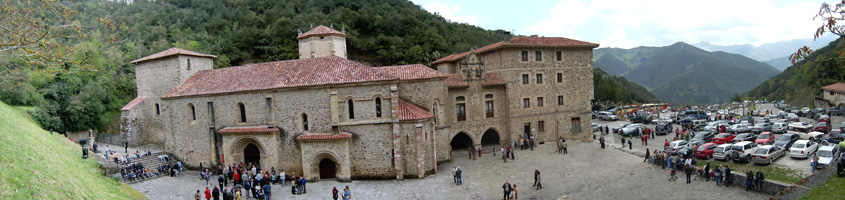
665 140 689 155
788 140 819 158
730 141 759 162
816 146 840 169
652 117 674 124
598 111 618 121
592 123 600 132
751 145 785 165
772 123 786 134
730 124 751 133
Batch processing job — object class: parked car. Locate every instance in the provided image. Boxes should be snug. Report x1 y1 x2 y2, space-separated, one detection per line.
818 114 830 123
789 140 819 159
740 116 755 126
612 123 630 133
691 131 715 143
829 107 842 116
621 124 646 137
730 124 751 134
774 133 800 150
592 123 600 132
694 142 718 159
751 123 772 134
801 107 811 117
751 145 785 165
598 111 618 121
816 146 840 169
704 122 729 133
814 122 832 133
755 118 769 125
713 144 734 161
666 140 689 155
678 147 694 159
713 133 736 144
787 113 799 122
655 123 673 135
772 122 787 134
755 132 775 145
652 117 674 124
592 112 597 119
733 133 757 143
730 141 760 162
692 120 708 131
828 129 845 144
631 115 652 124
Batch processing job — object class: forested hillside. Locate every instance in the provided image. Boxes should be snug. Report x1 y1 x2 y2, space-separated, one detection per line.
593 68 660 104
745 38 845 107
0 0 506 133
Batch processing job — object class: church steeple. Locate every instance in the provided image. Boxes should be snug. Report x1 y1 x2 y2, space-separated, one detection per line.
297 25 347 59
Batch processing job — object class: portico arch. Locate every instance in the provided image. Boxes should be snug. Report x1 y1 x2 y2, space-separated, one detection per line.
310 151 342 181
481 128 501 147
450 132 474 150
230 137 267 167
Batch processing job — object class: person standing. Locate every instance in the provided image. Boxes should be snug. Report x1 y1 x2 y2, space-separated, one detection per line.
195 190 201 200
205 186 212 200
124 140 129 153
301 176 307 194
644 134 648 146
600 136 605 149
478 146 482 158
280 169 286 187
714 165 722 186
502 147 507 163
812 153 819 173
533 169 540 187
212 186 220 200
562 140 568 154
703 163 710 182
333 187 339 200
468 147 473 159
724 166 732 187
684 164 693 184
452 166 457 183
535 174 542 190
512 184 518 200
502 181 512 200
628 139 633 150
621 138 625 148
644 148 650 162
262 182 271 200
745 170 754 191
218 174 225 191
456 167 463 185
510 147 515 160
756 171 765 190
343 186 352 200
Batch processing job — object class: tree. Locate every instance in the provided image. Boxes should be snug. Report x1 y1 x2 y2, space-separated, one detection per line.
0 0 125 71
792 0 845 64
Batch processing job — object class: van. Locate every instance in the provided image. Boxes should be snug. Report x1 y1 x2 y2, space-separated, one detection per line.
597 111 618 121
692 120 707 130
772 123 786 134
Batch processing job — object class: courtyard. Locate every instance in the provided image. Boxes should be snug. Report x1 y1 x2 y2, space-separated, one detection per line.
130 139 769 199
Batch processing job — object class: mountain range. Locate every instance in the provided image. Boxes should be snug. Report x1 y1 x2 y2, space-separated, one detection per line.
594 42 781 104
693 35 837 71
745 37 845 107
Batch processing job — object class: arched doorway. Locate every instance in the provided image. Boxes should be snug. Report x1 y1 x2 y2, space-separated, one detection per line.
450 132 473 150
319 158 337 179
481 129 500 147
244 143 261 166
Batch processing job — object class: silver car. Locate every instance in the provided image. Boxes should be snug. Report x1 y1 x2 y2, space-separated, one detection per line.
665 140 689 155
713 144 733 160
751 145 785 165
816 146 840 169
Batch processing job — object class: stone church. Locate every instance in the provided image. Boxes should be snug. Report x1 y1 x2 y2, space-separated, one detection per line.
121 25 598 181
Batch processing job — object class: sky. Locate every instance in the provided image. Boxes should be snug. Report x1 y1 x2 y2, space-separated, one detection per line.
410 0 831 48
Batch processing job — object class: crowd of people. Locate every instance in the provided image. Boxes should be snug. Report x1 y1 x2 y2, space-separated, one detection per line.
644 148 767 192
190 162 354 200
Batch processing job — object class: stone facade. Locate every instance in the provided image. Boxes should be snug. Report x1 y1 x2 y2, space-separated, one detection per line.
123 26 597 181
817 83 845 109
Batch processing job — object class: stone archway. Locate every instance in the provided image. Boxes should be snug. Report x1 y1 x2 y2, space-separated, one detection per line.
450 132 473 150
230 137 267 167
319 158 337 179
481 129 501 147
244 143 261 166
310 152 342 181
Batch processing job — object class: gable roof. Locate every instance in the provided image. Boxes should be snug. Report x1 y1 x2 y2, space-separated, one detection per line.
161 56 398 99
822 82 845 92
120 97 146 111
396 99 434 121
482 72 506 86
130 48 217 64
444 74 469 88
432 36 599 64
372 64 447 81
297 25 347 40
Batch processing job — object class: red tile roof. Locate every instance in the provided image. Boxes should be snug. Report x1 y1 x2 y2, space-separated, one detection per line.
121 97 146 111
396 99 434 121
162 56 398 99
130 48 217 64
372 64 447 81
297 25 347 40
444 74 469 88
433 36 599 64
218 126 280 134
296 132 352 141
482 73 506 86
822 82 845 92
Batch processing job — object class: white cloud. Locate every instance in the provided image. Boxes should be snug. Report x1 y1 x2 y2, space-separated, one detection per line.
524 0 824 48
423 2 480 25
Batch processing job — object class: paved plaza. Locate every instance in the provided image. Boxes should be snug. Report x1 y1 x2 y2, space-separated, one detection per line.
130 140 770 199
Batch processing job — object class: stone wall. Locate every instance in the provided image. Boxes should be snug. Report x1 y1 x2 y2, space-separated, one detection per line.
823 89 845 108
299 139 352 182
298 35 346 59
724 172 790 195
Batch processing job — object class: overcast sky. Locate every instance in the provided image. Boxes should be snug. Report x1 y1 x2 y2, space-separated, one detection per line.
410 0 830 48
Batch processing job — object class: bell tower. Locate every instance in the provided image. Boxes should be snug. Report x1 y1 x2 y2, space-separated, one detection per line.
297 24 347 59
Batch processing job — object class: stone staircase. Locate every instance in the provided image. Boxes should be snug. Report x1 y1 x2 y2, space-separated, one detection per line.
118 152 180 184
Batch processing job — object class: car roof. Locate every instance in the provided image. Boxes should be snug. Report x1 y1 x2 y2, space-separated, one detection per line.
794 140 810 144
734 141 752 145
716 144 732 148
670 140 687 144
758 145 775 149
819 146 835 151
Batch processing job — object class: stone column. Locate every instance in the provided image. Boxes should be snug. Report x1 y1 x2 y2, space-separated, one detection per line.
415 124 424 178
431 122 437 174
390 86 404 180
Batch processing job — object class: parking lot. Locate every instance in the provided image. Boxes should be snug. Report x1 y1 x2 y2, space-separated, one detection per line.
592 103 844 179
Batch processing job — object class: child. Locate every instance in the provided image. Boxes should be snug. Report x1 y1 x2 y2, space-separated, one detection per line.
670 169 677 181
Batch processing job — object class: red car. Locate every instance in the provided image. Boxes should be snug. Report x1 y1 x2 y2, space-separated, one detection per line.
694 142 718 159
713 133 736 144
755 132 775 145
814 122 831 133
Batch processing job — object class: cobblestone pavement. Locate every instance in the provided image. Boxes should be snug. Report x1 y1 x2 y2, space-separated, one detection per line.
129 140 769 200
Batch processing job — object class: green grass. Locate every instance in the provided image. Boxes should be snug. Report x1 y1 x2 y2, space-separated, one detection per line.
0 101 145 200
695 161 804 184
798 174 845 200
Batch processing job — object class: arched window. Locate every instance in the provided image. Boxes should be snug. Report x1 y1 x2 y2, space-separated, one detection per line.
187 59 191 71
238 103 246 123
431 104 438 124
302 113 309 131
456 96 465 101
347 99 355 119
375 97 382 118
188 103 196 120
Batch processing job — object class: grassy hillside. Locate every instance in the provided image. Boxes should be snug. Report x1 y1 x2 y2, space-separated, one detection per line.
0 101 144 199
593 68 660 104
745 37 845 107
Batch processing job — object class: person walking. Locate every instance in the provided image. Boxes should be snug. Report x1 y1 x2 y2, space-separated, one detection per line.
535 174 542 190
644 148 650 162
745 170 754 191
456 167 463 185
502 147 508 163
212 186 220 200
644 134 648 146
503 181 512 200
756 171 765 190
628 139 633 150
218 174 225 191
333 187 339 200
600 136 606 149
262 182 271 200
205 186 212 200
533 169 540 187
